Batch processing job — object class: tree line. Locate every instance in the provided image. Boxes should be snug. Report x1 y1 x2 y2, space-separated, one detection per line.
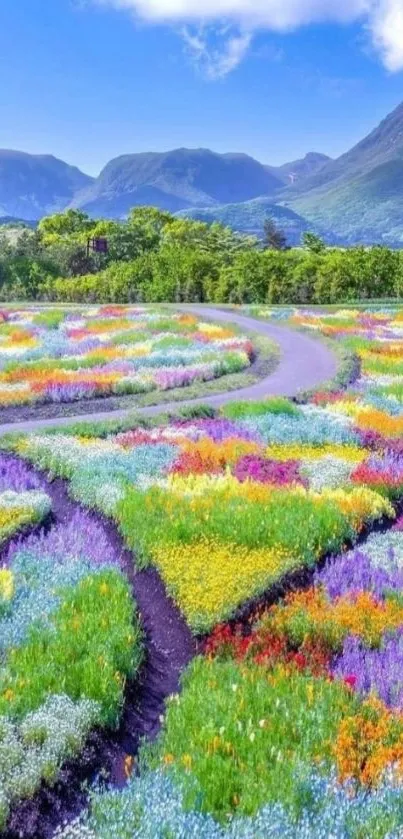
0 208 401 304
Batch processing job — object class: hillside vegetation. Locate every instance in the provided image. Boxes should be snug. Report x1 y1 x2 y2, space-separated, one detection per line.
176 198 318 245
284 101 403 244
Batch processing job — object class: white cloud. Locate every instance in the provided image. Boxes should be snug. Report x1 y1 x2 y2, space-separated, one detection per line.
95 0 403 75
181 26 252 79
367 0 403 71
99 0 367 27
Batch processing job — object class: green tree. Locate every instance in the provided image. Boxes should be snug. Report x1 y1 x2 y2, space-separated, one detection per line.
290 253 322 303
38 210 93 242
263 217 287 251
127 207 174 253
302 232 326 254
216 251 268 303
146 245 219 303
164 218 257 261
265 251 298 303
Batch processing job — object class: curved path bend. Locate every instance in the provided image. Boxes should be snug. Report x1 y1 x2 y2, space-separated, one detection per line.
0 308 337 435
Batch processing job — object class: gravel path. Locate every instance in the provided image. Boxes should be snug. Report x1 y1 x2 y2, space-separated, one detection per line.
0 308 337 435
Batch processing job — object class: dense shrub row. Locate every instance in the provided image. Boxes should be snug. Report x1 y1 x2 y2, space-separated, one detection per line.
36 246 403 305
1 207 402 304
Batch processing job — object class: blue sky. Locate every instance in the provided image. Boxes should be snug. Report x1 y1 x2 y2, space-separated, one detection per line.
1 0 402 175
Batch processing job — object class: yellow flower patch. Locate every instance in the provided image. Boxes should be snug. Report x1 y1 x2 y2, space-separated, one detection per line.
319 487 394 531
151 539 295 632
265 444 367 463
166 472 275 503
0 508 31 539
0 568 14 601
327 400 363 418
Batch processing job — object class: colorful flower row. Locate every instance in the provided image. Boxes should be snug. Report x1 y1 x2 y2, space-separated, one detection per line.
60 532 403 838
0 457 143 832
0 306 253 406
0 454 51 546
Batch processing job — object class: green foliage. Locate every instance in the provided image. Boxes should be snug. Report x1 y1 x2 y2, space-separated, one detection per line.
1 203 403 304
178 404 216 420
0 569 143 727
221 397 301 419
117 482 353 570
180 197 312 245
302 232 326 253
146 657 357 821
33 309 66 329
38 209 93 240
216 250 269 303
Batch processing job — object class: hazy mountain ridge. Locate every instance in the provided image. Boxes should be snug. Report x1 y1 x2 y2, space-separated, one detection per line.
3 99 403 245
266 152 331 186
70 148 285 216
0 150 93 219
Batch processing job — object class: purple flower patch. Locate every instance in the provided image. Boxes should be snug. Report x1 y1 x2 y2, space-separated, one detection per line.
233 454 307 486
315 549 403 601
333 631 403 710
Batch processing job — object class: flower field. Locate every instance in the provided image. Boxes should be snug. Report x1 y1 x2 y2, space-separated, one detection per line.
2 306 403 838
0 453 143 833
15 390 398 634
0 306 253 407
0 456 51 546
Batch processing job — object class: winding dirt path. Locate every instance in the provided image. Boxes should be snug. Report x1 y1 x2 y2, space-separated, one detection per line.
0 308 337 435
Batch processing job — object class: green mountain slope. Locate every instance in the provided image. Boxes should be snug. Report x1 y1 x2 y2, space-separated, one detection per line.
177 197 320 245
286 102 403 197
72 148 283 217
0 151 93 219
283 101 403 244
290 159 403 245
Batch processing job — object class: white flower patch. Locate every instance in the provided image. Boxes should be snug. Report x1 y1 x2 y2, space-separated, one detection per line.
0 383 32 393
0 346 34 357
301 403 355 429
301 456 354 492
0 490 51 518
346 530 403 571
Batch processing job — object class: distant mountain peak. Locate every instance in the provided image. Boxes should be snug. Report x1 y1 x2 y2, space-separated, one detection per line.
3 101 403 246
70 147 284 218
266 152 332 186
0 150 93 220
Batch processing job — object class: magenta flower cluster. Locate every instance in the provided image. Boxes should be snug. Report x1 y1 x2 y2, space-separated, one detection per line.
233 454 307 486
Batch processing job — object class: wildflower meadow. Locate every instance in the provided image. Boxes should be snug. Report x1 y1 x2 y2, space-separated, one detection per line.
0 305 403 838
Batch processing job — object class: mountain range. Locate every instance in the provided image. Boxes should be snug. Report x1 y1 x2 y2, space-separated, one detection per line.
2 100 403 245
